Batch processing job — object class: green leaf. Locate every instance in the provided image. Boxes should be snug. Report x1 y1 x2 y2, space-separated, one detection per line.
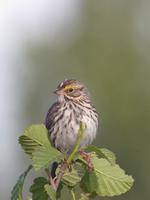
62 162 85 187
81 171 97 194
30 177 48 200
19 135 37 156
11 165 32 200
82 155 134 196
85 146 116 165
32 146 62 171
44 184 56 200
19 124 50 156
19 124 62 171
100 148 116 165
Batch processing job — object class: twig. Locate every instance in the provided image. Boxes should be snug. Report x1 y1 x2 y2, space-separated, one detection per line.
53 161 68 190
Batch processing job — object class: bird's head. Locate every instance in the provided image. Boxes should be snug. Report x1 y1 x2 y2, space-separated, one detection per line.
54 79 89 102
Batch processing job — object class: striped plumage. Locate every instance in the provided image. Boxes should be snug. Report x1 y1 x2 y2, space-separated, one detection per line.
45 79 98 153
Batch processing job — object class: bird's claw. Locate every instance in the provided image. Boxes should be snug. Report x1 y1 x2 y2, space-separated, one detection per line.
79 150 94 171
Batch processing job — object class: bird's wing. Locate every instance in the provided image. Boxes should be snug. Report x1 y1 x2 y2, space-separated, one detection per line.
45 101 60 131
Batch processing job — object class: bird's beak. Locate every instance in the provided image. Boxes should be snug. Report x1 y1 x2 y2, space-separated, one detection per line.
53 89 64 95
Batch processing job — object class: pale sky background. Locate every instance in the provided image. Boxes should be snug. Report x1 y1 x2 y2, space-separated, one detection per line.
0 1 82 199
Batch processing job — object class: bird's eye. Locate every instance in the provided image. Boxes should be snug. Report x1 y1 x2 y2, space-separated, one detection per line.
68 88 73 93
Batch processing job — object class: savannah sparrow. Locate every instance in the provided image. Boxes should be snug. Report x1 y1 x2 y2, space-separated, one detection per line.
45 79 98 154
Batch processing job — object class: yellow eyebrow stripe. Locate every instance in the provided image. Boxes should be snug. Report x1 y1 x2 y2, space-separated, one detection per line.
64 85 79 90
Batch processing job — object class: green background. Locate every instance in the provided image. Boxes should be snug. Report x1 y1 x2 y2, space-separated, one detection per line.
1 1 150 199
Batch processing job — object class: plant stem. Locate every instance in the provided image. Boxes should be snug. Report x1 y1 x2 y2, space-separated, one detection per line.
53 121 85 190
68 122 85 164
70 189 76 200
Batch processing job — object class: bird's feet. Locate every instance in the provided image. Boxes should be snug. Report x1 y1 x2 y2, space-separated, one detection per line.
79 150 94 171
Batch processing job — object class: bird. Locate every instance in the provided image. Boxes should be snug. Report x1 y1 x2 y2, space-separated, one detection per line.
45 79 98 154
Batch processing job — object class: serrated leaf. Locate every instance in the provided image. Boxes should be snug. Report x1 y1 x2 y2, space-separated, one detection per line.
81 171 97 194
100 148 116 165
19 124 50 156
11 165 32 200
32 146 62 171
62 162 85 187
30 177 48 200
19 135 38 156
85 146 116 165
82 155 134 197
44 184 56 200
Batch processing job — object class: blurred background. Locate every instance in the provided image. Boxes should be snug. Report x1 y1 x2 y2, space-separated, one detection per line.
0 0 150 199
